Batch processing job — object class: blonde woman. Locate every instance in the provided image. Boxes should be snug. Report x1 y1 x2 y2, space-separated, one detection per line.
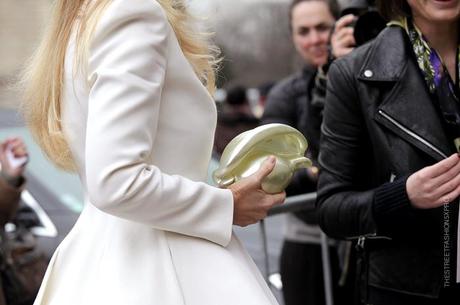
21 0 285 304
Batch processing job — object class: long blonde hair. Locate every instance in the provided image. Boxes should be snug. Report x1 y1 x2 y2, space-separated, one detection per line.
20 0 220 171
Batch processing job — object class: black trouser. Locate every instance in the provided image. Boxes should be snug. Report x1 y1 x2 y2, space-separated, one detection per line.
280 241 353 305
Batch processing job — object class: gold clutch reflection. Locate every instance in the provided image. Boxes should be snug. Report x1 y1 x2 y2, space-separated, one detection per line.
213 123 312 193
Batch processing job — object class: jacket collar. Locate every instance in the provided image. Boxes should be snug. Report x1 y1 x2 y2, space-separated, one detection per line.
363 27 454 160
302 65 317 80
357 26 408 82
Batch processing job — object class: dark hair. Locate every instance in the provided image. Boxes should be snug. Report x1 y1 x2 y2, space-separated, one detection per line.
289 0 340 27
226 86 248 106
377 0 411 21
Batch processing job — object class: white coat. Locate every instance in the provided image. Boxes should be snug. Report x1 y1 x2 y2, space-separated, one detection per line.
33 0 279 304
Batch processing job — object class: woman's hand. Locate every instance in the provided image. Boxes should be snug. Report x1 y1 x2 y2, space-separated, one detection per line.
229 156 286 227
0 137 28 179
407 153 460 209
331 14 356 59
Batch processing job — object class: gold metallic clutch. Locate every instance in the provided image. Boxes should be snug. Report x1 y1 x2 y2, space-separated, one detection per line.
213 123 312 193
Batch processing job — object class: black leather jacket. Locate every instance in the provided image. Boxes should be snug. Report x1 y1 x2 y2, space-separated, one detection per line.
317 26 459 300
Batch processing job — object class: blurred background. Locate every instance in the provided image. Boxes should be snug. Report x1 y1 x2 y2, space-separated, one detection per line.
0 0 349 108
0 0 50 108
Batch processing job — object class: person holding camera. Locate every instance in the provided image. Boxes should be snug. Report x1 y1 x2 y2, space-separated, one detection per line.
317 0 460 304
0 137 27 226
0 137 28 305
261 1 358 304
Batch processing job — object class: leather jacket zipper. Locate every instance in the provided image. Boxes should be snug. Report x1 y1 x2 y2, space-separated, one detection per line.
378 110 448 159
347 233 392 246
357 235 367 250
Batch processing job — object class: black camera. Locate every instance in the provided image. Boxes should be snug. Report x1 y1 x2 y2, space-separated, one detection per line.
341 0 386 46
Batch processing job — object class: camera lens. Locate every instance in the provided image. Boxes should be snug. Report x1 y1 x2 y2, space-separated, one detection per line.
353 11 386 46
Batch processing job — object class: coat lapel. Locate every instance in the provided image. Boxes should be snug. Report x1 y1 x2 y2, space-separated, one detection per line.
360 27 453 161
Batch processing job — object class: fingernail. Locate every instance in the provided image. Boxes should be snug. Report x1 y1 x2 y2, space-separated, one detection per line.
269 156 276 163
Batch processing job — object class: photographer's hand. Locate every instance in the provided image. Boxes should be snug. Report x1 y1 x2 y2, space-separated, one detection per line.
0 137 28 187
331 14 356 58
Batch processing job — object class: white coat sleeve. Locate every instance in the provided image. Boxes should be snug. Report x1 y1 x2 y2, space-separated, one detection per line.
85 0 233 247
